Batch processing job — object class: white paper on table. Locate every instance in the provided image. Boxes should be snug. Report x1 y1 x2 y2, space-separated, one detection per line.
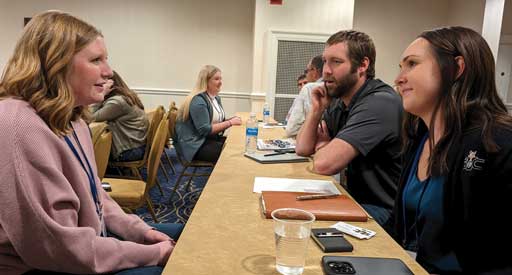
258 122 286 128
263 124 286 129
256 138 296 150
253 177 341 195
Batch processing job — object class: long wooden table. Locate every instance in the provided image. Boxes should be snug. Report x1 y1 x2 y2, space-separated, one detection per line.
163 113 427 274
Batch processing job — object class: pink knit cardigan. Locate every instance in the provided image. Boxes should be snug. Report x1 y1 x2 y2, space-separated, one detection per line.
0 99 160 274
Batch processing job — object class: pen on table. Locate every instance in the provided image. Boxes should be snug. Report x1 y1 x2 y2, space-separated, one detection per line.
296 193 340 201
263 152 286 157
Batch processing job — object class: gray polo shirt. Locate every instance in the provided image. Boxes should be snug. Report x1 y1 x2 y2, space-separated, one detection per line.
323 79 403 209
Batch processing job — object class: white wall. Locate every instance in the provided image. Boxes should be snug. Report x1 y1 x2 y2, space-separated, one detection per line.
0 0 255 116
446 0 485 32
502 0 512 34
0 0 498 113
499 0 512 106
482 0 506 63
252 0 354 111
353 0 485 86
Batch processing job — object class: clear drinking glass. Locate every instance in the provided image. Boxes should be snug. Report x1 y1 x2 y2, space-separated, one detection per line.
271 208 316 275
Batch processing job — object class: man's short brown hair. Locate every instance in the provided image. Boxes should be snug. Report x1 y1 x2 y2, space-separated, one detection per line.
326 30 376 79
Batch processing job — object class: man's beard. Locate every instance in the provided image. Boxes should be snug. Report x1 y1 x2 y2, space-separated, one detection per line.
326 71 358 98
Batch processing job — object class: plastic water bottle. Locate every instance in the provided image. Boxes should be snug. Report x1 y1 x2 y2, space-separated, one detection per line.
245 113 258 154
263 102 270 124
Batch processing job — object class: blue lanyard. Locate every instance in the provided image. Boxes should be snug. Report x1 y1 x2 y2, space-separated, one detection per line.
64 125 104 235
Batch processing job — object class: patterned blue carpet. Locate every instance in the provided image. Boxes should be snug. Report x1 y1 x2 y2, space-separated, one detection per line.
135 148 212 224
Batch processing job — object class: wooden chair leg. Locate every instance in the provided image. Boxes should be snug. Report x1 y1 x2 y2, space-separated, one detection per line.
122 207 133 214
145 164 163 195
146 197 159 223
155 177 164 195
160 163 170 181
133 167 144 180
169 166 188 203
185 166 198 191
164 150 176 175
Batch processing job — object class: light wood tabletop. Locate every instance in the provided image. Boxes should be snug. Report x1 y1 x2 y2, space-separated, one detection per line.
163 112 427 275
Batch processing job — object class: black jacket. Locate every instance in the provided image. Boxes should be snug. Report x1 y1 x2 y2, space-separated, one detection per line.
393 122 512 274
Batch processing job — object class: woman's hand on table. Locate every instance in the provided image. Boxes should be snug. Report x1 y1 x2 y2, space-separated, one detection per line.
228 116 242 126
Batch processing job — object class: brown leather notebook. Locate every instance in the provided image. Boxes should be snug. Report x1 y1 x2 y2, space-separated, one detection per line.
261 191 368 222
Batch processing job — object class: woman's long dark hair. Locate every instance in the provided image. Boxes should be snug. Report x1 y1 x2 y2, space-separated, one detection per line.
402 26 512 176
106 71 144 110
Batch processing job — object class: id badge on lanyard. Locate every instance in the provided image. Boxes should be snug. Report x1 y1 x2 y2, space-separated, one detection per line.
98 204 107 237
64 126 107 237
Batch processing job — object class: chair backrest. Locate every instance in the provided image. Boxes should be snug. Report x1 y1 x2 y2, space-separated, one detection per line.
145 112 169 192
165 101 178 147
169 100 178 112
168 108 178 140
107 106 165 167
142 105 165 159
90 122 108 145
93 129 112 181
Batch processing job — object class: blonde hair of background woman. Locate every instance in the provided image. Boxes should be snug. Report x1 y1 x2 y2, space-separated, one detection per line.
177 65 220 122
0 10 101 136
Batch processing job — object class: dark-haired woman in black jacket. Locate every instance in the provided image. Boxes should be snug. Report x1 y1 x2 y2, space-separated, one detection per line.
394 26 512 274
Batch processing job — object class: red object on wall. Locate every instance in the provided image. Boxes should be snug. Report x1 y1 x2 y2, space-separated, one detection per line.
270 0 283 5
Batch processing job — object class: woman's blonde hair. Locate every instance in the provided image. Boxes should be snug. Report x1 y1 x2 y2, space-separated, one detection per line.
177 65 220 121
107 71 145 110
0 10 102 136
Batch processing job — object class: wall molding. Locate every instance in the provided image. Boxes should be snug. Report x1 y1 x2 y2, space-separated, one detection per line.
502 34 512 45
275 94 298 99
133 87 266 100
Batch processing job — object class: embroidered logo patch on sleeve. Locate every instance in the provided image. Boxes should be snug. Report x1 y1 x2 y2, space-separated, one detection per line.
464 150 485 171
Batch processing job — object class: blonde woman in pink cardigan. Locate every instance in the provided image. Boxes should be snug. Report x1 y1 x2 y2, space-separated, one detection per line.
0 11 182 275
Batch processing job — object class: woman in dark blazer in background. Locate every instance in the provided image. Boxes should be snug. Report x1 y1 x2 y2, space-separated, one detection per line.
174 65 241 163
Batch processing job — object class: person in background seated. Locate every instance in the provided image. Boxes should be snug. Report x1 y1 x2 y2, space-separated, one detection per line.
285 73 309 124
174 65 241 163
0 10 182 275
286 55 324 137
295 30 403 231
297 73 308 90
91 70 149 162
393 26 512 274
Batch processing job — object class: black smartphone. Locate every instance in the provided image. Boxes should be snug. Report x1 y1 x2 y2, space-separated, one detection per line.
311 228 353 253
322 258 355 275
322 256 413 275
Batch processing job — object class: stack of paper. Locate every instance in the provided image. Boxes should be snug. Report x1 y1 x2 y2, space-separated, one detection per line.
256 138 295 150
253 177 341 194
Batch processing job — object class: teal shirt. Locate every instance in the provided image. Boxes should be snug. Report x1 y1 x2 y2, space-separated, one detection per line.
402 134 461 273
